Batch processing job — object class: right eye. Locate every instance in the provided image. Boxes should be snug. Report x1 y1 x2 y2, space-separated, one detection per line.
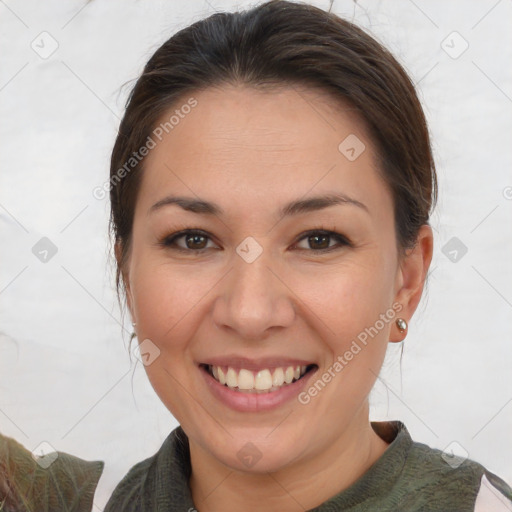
160 229 218 253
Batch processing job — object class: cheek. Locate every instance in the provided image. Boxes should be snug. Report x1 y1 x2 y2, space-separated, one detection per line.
129 257 225 375
129 262 211 421
297 256 395 398
304 269 394 405
297 257 395 340
132 263 202 342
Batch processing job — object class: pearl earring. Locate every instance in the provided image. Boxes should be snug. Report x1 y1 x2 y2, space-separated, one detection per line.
396 318 407 333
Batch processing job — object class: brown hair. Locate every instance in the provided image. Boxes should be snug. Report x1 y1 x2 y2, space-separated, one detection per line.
110 0 437 301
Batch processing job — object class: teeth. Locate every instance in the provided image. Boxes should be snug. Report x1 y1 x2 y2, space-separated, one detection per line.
238 369 254 390
226 367 237 388
272 367 284 387
255 369 273 390
208 364 310 392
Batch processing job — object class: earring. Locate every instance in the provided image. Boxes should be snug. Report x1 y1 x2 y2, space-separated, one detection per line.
396 318 407 333
132 322 136 327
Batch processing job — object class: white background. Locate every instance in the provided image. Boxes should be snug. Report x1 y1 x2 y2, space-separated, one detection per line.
1 0 511 509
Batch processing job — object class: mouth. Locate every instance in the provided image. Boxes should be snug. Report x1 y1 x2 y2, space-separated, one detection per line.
199 363 318 394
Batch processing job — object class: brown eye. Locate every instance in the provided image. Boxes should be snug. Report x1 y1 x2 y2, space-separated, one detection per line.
162 230 216 252
308 234 330 250
183 233 208 250
295 230 351 252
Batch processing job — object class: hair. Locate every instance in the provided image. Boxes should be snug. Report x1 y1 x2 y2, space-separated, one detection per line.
109 0 437 304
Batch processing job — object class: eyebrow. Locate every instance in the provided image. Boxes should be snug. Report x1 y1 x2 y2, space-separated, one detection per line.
148 193 369 217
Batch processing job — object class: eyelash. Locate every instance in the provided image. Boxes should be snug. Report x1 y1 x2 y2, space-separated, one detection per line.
159 227 352 254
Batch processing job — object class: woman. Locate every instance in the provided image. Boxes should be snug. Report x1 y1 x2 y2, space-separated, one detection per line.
100 1 512 510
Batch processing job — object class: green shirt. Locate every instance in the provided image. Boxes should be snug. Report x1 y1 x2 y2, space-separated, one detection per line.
103 421 512 511
2 422 511 511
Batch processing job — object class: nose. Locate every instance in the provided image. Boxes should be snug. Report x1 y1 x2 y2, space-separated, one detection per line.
212 247 296 341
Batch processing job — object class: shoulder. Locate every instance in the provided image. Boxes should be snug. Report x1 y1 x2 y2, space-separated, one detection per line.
474 470 512 511
399 437 512 511
368 422 512 511
104 426 191 512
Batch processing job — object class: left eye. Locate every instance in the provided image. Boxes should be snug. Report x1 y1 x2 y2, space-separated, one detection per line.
294 230 351 251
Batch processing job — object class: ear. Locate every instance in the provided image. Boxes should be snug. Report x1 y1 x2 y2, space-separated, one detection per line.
389 224 434 342
115 240 136 323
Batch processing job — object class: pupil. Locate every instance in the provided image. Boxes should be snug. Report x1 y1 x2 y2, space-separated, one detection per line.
311 234 329 249
188 234 206 249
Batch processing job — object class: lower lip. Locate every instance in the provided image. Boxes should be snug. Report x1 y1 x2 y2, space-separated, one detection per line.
200 365 317 412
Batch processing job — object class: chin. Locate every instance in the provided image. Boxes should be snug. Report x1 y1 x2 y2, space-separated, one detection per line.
200 424 309 474
216 443 299 474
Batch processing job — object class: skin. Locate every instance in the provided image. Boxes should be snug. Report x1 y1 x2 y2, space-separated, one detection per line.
119 84 433 511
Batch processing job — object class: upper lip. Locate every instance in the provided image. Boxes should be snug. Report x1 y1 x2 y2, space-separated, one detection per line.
200 355 316 372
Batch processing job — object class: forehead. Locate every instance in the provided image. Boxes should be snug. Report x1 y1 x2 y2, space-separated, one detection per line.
136 84 392 221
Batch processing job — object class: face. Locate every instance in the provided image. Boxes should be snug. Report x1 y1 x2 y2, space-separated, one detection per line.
123 84 416 473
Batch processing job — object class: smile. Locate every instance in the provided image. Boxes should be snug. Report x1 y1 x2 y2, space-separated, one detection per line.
203 364 316 393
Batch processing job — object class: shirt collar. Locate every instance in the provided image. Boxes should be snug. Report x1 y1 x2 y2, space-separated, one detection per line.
150 420 411 510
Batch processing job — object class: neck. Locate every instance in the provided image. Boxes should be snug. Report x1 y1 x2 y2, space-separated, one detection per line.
188 406 389 512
